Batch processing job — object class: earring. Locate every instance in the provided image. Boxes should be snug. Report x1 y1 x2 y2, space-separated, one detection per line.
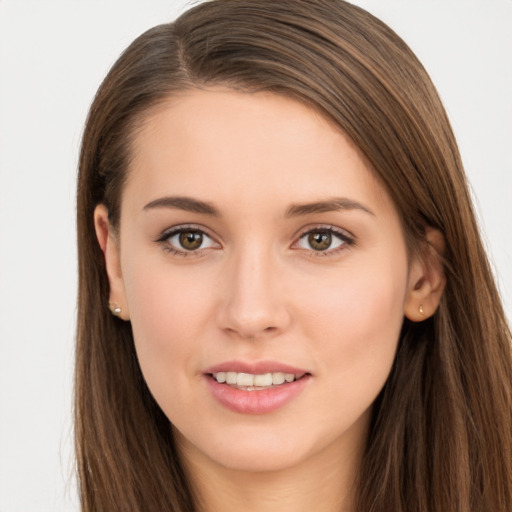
109 302 122 316
419 304 425 316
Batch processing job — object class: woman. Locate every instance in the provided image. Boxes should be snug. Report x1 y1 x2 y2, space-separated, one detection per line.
75 0 512 510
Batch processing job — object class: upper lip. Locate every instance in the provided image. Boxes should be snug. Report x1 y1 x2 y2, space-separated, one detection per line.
205 360 311 376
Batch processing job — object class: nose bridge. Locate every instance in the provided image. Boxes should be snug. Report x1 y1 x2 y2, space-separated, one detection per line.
218 239 289 338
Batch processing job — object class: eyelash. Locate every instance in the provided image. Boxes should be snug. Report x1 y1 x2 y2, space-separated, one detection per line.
294 225 355 256
156 224 355 257
156 224 218 257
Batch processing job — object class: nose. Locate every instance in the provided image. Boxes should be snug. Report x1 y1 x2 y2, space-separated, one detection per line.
216 245 291 340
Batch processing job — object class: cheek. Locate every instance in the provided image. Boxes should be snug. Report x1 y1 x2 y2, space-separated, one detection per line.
300 252 407 399
122 261 214 395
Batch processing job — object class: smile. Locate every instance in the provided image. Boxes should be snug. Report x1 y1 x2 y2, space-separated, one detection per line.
205 364 311 414
212 371 303 390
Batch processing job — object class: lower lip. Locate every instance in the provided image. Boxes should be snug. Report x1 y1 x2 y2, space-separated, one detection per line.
205 375 311 414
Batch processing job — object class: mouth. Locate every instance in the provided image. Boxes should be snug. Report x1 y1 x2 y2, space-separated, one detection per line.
209 371 307 391
204 361 312 413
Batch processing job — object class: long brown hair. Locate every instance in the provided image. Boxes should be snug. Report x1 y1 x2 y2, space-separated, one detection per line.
75 1 512 510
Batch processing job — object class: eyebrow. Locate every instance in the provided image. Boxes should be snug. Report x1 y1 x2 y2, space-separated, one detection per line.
143 196 220 216
285 198 374 217
142 195 374 218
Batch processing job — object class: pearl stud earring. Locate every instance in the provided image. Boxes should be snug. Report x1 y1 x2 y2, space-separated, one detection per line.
109 302 122 316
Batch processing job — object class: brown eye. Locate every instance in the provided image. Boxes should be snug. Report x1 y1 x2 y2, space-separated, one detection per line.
179 231 203 250
307 231 332 251
160 226 218 255
295 227 350 254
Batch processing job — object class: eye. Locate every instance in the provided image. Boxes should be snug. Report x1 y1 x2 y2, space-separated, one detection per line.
158 226 219 255
295 227 353 254
175 230 206 250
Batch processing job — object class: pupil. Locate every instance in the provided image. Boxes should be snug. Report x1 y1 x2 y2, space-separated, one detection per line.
309 231 331 251
179 231 202 250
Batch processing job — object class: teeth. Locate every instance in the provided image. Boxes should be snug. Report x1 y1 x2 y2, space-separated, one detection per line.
237 373 254 386
226 372 237 385
272 372 285 385
213 371 299 387
254 373 272 386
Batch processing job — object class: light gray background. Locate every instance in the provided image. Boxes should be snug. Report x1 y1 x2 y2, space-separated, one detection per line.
0 1 510 511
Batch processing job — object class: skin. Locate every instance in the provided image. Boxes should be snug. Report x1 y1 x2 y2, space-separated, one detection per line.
95 89 445 512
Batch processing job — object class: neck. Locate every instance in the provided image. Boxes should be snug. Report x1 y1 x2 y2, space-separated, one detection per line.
176 419 367 512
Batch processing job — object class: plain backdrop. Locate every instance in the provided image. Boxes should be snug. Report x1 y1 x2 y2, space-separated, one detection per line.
0 1 510 511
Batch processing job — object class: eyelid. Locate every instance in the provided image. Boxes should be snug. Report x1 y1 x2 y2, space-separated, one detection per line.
291 224 355 254
156 223 221 255
155 223 354 257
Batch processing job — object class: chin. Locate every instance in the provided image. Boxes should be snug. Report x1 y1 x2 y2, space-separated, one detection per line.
174 420 343 475
224 442 305 472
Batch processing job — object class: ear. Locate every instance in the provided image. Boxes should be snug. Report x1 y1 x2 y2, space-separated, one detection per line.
404 227 446 322
94 204 130 321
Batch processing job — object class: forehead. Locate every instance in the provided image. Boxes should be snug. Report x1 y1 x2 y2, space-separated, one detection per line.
125 88 392 217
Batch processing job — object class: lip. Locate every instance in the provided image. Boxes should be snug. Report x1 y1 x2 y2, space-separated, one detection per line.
205 360 310 376
204 360 312 415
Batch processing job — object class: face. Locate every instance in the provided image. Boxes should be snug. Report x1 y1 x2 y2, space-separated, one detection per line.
98 89 422 475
